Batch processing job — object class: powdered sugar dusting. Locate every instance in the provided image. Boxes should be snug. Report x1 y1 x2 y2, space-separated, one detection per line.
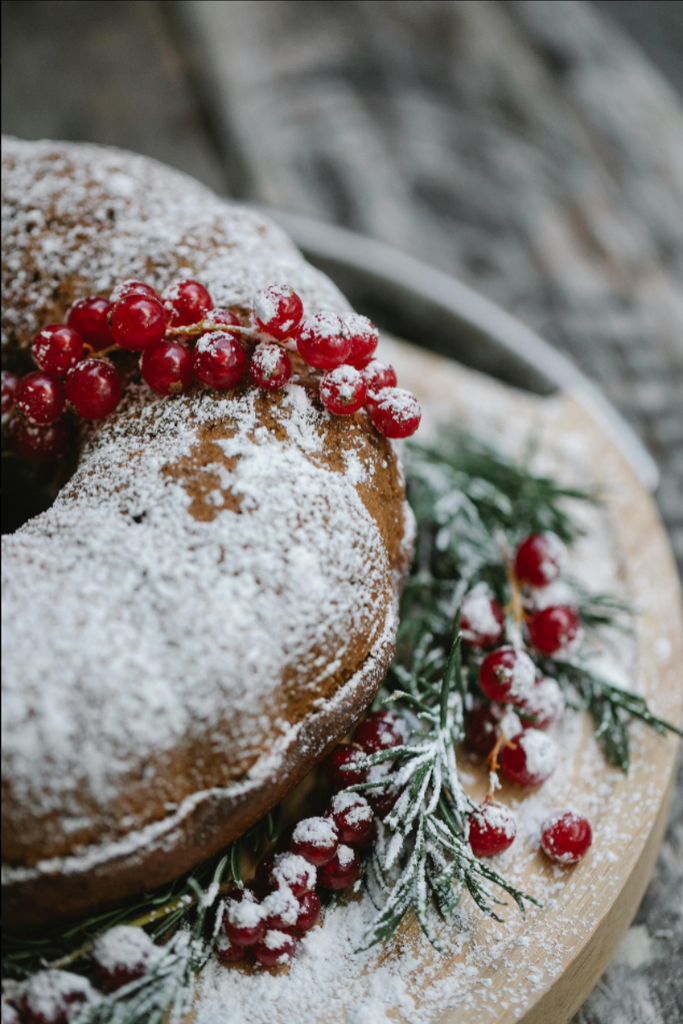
518 728 558 779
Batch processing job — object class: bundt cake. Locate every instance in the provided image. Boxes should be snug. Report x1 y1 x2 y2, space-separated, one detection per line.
1 137 414 929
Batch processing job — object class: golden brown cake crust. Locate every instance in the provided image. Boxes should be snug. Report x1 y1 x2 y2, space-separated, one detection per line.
1 138 413 929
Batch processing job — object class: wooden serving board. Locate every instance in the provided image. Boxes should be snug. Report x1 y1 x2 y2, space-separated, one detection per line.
192 340 683 1024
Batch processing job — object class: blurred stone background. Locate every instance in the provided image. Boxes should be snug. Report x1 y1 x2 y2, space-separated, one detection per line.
2 2 682 1022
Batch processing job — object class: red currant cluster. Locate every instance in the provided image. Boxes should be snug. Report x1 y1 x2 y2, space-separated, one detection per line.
1 280 421 464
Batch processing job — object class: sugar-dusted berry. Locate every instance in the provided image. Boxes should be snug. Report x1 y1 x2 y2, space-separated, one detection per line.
371 387 421 439
162 280 213 327
318 844 361 890
262 885 301 930
64 359 123 419
91 925 158 992
500 730 557 787
527 606 580 655
193 331 247 390
320 364 367 415
215 932 249 964
541 810 592 865
11 417 68 463
353 710 406 755
32 325 84 376
341 313 378 367
20 970 92 1024
67 297 114 351
478 647 535 704
296 312 350 369
325 791 374 845
464 703 502 756
293 890 321 932
1 371 19 420
224 889 266 947
514 533 564 588
15 372 65 426
468 799 517 857
111 292 168 351
256 851 316 896
361 358 396 402
203 308 240 328
460 586 505 648
141 341 193 395
516 676 564 730
291 816 338 867
254 285 304 341
253 929 297 969
110 279 158 303
321 743 368 790
250 342 292 390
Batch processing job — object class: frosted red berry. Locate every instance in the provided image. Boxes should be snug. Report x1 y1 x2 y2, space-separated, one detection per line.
20 970 92 1024
193 331 247 390
250 342 292 390
500 730 557 787
32 325 84 375
162 280 213 327
468 799 517 858
514 533 563 587
255 852 316 897
478 647 535 704
67 297 114 351
215 932 249 964
1 1000 20 1024
262 885 302 930
224 890 266 946
320 364 367 415
141 341 193 395
254 285 304 341
341 313 378 367
296 312 350 369
365 763 401 820
1 371 19 418
204 308 240 328
361 358 397 402
541 810 592 865
65 359 123 419
14 372 66 425
371 387 421 439
11 417 68 462
460 590 505 648
110 279 158 303
353 710 406 755
293 889 321 932
527 606 580 655
253 929 297 968
321 743 368 790
516 676 564 731
290 816 338 867
318 844 361 890
325 791 374 845
465 703 501 756
91 925 157 992
110 293 168 351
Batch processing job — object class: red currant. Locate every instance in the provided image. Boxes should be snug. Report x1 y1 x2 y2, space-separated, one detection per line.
514 533 564 587
91 925 157 992
204 308 240 328
67 297 114 351
325 791 374 844
32 325 84 375
162 280 213 327
1 371 19 419
460 589 505 648
215 932 249 964
468 799 517 857
320 365 367 415
500 731 557 787
353 710 406 755
64 360 123 419
527 606 580 655
361 359 397 402
193 331 247 390
254 285 304 341
464 703 501 755
291 817 338 866
110 293 168 351
256 851 316 896
141 341 193 395
478 647 535 704
11 417 68 462
541 810 592 864
14 372 65 425
1 1001 20 1024
296 312 350 369
262 885 301 930
341 313 378 366
371 387 421 439
321 744 368 790
293 890 321 932
365 762 401 819
516 676 564 730
109 280 157 303
20 970 92 1024
253 929 297 968
250 342 292 390
224 890 266 946
318 844 361 890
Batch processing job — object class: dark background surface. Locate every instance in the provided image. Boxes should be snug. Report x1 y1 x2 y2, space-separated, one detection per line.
2 3 682 1022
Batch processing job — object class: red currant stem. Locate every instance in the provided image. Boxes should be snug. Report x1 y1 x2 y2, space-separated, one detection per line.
165 322 255 338
485 732 515 790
